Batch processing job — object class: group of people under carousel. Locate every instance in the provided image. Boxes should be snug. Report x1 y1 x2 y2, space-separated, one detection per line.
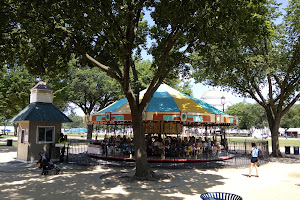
91 133 228 159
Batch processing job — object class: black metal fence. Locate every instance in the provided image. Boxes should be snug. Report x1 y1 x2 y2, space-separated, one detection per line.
65 139 269 169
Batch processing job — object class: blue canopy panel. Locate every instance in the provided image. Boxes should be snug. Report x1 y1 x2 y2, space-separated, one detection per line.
69 128 87 133
145 91 181 112
98 98 128 113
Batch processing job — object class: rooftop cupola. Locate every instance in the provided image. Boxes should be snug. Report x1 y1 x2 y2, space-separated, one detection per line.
30 81 53 103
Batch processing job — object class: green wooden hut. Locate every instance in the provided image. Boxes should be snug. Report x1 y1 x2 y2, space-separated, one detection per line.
11 81 72 162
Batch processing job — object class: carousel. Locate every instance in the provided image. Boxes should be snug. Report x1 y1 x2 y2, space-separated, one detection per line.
84 84 238 162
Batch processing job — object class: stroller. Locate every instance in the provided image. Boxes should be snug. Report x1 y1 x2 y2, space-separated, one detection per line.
37 152 60 175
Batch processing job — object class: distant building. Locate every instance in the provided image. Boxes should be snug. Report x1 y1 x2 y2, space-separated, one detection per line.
285 128 300 137
201 89 232 111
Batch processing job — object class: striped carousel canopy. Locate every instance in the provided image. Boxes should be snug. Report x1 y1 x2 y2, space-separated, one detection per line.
85 84 238 127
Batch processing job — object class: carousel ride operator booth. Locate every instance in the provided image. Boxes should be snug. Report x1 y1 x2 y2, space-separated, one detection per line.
11 81 72 162
85 83 239 162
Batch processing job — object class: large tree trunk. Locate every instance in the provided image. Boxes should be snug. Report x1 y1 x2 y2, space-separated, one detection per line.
269 117 282 157
131 108 153 178
266 108 282 157
87 124 93 140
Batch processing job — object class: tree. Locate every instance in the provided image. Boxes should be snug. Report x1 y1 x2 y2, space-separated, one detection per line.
135 59 193 95
226 103 267 130
280 104 300 128
62 115 85 130
3 0 272 178
0 66 37 122
250 103 269 129
67 63 123 139
41 74 71 112
192 0 299 156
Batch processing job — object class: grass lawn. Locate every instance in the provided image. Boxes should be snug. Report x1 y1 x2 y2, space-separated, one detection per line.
0 134 15 138
0 141 18 147
0 133 17 147
226 136 300 148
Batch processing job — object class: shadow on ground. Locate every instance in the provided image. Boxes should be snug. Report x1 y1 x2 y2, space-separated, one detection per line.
0 145 17 153
1 145 299 199
270 154 300 164
0 161 226 200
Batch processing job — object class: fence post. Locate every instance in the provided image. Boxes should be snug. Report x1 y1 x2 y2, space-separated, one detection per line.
233 142 236 153
266 141 269 157
49 143 53 159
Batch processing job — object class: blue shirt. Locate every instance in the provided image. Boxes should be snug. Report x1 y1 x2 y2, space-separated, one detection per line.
252 147 259 157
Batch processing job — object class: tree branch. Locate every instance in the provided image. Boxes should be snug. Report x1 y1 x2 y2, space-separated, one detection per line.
244 69 267 106
140 66 172 110
71 37 123 83
267 74 277 115
282 92 300 116
282 36 300 87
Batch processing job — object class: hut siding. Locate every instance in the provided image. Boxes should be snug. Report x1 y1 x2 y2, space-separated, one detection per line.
17 121 61 162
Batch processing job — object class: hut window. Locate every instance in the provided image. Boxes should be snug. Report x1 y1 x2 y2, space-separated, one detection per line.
37 127 55 143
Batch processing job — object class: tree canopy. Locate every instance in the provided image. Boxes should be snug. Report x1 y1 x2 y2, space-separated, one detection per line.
280 104 300 128
62 115 85 130
1 0 277 177
226 103 267 130
0 66 36 124
191 0 299 156
67 64 123 116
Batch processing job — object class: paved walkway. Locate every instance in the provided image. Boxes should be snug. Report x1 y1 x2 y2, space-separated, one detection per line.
0 146 299 200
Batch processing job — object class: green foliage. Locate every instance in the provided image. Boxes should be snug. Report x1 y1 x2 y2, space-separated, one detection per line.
41 74 70 111
62 115 85 129
0 65 71 123
66 63 123 115
281 104 300 128
226 103 267 129
166 79 193 96
191 1 299 103
134 59 193 95
2 0 285 171
0 66 37 123
191 0 299 155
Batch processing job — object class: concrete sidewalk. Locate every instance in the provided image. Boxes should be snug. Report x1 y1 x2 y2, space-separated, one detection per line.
0 145 299 200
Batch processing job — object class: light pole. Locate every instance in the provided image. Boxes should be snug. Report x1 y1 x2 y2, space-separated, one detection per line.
220 95 226 151
221 96 225 112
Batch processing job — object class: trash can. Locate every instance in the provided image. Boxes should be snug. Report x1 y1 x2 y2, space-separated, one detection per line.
294 146 299 155
7 139 13 146
200 192 243 200
285 146 290 154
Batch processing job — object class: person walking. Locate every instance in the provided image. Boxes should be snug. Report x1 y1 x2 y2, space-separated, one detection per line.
248 142 259 177
58 133 66 162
